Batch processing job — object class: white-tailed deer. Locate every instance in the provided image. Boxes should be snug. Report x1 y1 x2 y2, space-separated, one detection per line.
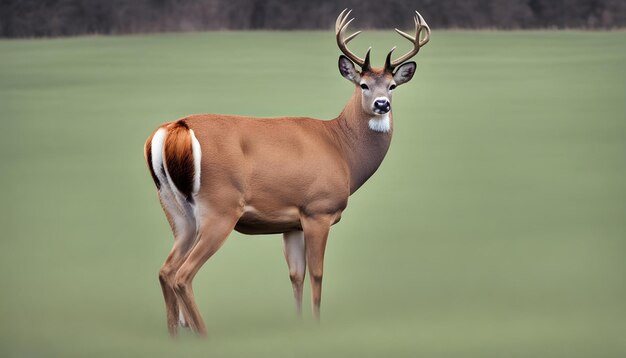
144 9 430 336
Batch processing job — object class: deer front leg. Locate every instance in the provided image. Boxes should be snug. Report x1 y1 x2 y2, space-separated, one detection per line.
301 215 333 320
283 230 306 316
173 211 241 336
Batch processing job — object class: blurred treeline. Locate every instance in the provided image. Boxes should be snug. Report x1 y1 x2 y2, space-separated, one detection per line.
2 0 625 37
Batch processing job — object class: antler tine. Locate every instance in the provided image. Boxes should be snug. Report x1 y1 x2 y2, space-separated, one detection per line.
335 8 350 33
344 28 362 44
335 9 365 67
413 11 430 46
394 28 415 42
416 11 431 46
389 10 431 68
384 46 396 71
335 8 347 31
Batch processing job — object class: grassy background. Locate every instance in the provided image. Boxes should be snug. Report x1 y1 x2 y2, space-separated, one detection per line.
1 30 625 357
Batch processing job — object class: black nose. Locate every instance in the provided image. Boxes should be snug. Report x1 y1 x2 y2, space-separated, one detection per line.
374 99 390 113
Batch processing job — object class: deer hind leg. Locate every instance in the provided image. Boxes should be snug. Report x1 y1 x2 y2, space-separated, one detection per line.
150 124 200 336
283 231 306 316
158 228 193 335
173 209 241 336
155 184 198 336
301 215 333 320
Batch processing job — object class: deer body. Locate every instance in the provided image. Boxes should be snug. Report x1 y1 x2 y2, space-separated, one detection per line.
145 10 429 336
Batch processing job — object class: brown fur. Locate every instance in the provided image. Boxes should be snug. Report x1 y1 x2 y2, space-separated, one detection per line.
163 120 195 199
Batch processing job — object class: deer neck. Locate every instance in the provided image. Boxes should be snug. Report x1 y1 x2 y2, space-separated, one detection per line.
331 89 393 194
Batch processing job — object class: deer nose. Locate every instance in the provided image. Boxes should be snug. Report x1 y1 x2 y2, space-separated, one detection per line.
373 99 390 113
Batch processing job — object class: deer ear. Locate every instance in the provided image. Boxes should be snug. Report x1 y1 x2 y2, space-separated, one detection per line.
338 55 361 84
393 61 416 86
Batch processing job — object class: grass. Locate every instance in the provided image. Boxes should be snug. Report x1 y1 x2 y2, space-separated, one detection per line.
0 30 625 357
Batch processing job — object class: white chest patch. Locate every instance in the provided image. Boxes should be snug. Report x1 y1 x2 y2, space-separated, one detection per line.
368 113 391 133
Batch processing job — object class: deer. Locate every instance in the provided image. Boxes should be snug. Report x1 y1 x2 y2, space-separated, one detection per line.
143 9 430 337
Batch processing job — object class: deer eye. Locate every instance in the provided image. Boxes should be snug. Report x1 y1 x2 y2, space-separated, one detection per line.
389 84 397 90
360 83 369 90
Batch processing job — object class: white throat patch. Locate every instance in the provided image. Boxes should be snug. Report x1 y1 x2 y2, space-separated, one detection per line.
368 113 391 133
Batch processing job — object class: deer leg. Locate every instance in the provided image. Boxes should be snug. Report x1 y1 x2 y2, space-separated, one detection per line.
283 230 306 316
301 215 333 320
159 242 191 336
157 193 197 336
173 211 240 336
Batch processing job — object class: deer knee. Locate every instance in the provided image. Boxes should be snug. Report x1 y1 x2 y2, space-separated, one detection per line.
173 280 187 295
159 266 176 287
310 270 323 285
173 272 191 295
289 270 304 285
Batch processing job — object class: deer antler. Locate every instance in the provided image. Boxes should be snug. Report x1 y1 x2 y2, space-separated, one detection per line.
386 11 431 69
335 9 369 69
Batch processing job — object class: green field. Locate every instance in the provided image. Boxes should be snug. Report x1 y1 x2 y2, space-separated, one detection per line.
1 30 625 357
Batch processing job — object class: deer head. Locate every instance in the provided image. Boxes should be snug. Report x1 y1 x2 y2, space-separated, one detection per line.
335 9 431 119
